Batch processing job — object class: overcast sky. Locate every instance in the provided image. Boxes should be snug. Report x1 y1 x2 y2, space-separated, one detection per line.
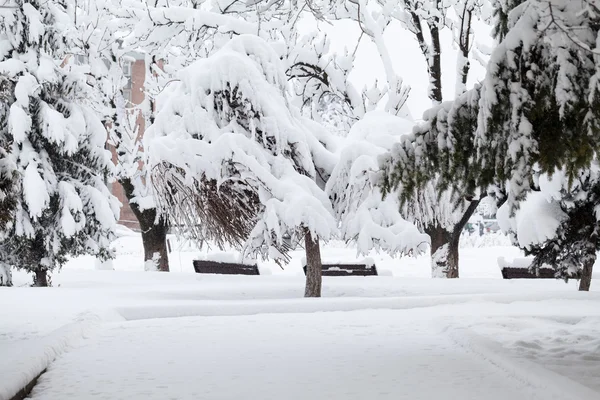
311 17 493 120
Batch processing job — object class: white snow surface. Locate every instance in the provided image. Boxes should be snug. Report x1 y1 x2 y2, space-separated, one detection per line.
1 232 599 400
497 191 567 249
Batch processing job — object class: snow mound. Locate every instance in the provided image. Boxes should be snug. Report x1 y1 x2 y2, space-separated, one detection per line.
497 192 566 249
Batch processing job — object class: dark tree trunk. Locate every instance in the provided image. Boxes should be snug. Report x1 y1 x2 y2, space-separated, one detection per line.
33 269 48 287
457 3 474 91
140 214 169 271
426 225 453 278
408 6 442 104
0 266 11 287
579 256 594 292
121 178 170 272
447 234 460 279
426 199 481 278
304 228 322 298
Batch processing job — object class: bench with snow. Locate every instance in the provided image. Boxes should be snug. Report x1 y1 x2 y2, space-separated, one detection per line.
303 262 378 276
193 260 260 275
498 257 555 279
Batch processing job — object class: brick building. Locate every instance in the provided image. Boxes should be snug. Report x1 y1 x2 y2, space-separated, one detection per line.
110 52 147 230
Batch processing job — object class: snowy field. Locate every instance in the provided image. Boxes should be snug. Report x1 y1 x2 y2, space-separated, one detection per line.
1 229 600 400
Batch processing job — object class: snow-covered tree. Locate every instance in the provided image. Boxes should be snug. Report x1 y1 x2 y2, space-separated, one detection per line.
495 165 600 292
102 0 293 272
326 0 490 278
146 35 337 297
380 86 484 277
385 0 600 290
276 1 425 260
477 0 600 210
0 90 17 285
476 0 600 290
73 0 173 272
0 0 119 286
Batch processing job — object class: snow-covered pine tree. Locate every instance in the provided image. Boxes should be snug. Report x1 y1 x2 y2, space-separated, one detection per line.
0 79 17 285
146 35 337 297
386 0 600 289
108 0 328 274
0 0 119 286
496 168 599 291
475 0 600 290
477 0 600 210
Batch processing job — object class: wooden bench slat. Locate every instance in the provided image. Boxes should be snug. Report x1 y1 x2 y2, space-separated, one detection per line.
193 260 260 275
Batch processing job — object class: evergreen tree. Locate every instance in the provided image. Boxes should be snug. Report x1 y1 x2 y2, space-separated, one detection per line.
526 170 600 290
0 78 17 285
479 0 600 291
379 86 484 277
383 0 600 290
0 0 119 286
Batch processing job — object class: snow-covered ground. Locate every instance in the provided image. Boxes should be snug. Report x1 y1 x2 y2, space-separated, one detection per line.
1 230 599 400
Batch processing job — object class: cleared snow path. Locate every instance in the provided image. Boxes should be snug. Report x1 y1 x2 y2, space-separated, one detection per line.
27 308 597 400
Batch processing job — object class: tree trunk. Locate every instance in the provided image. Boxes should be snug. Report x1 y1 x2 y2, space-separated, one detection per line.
304 228 322 298
426 225 453 278
141 215 169 272
447 234 460 279
121 178 170 272
0 265 11 287
33 269 48 287
426 199 481 279
579 257 594 291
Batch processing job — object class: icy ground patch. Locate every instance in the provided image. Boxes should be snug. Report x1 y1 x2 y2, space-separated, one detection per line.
1 233 600 399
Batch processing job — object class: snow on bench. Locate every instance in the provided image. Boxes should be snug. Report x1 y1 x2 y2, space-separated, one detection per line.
193 253 259 275
497 257 555 279
302 258 378 276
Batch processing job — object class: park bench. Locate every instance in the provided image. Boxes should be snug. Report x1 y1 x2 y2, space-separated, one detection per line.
193 260 260 275
499 266 556 279
498 256 555 279
303 263 378 276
